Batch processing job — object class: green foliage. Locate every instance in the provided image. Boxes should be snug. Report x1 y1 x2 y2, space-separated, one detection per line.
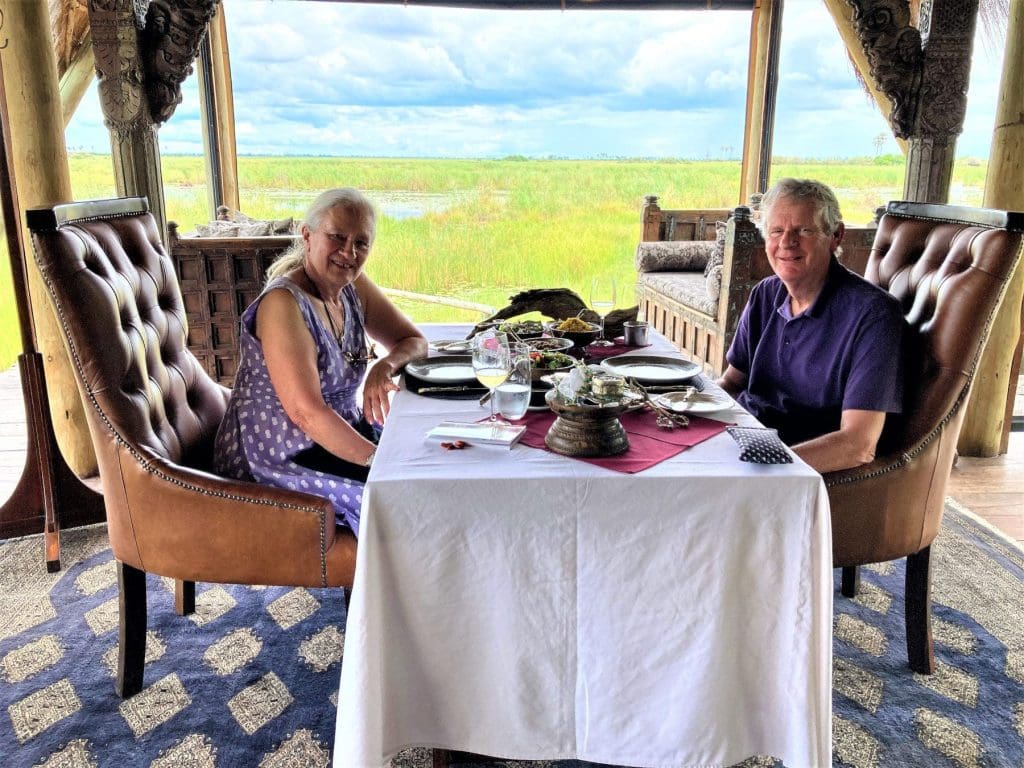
0 155 988 371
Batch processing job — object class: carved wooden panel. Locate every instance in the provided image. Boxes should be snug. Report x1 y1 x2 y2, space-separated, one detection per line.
169 228 297 386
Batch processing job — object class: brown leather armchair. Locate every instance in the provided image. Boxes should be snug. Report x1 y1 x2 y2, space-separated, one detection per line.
28 197 357 697
824 200 1024 674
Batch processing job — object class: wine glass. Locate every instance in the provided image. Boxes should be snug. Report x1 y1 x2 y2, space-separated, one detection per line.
495 342 532 421
472 330 511 423
590 276 618 346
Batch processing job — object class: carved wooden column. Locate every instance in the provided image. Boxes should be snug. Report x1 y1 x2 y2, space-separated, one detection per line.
903 0 979 202
843 0 978 204
88 0 219 240
959 0 1024 456
89 0 168 236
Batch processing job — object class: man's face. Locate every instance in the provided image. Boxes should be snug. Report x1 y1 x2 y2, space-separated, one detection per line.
763 197 843 292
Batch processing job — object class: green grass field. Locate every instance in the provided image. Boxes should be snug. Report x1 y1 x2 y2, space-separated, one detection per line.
0 155 988 370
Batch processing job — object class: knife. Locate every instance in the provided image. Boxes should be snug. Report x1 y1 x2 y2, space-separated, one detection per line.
415 385 487 394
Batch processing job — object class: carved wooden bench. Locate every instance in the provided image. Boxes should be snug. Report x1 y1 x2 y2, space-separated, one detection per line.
635 196 877 376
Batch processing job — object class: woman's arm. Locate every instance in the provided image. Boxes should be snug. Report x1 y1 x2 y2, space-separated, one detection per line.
355 274 428 425
257 288 378 466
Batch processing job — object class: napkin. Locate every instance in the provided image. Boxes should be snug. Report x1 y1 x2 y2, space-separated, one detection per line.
726 427 793 464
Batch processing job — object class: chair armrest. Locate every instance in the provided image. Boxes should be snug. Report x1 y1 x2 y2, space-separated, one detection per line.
109 443 346 587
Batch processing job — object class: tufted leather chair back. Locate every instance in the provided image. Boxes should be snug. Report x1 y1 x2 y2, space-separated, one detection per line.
826 201 1024 567
29 198 232 569
29 198 228 468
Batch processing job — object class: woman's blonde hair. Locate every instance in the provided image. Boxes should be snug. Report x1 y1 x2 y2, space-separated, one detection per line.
266 188 377 282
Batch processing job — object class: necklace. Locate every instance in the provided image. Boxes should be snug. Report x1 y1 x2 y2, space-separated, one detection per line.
302 268 344 343
298 267 377 365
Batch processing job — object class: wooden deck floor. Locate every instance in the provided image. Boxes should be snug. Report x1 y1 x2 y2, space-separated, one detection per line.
1 364 1022 545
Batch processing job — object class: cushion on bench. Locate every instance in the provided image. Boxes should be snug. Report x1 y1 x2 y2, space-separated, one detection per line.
638 271 718 316
635 240 716 272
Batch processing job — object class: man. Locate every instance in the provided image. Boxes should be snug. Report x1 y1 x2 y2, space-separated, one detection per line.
716 178 905 473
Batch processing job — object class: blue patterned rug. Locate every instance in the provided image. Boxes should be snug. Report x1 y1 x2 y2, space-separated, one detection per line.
1 499 1022 768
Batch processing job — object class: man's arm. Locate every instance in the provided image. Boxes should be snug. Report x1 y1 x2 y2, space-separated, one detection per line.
791 408 886 473
716 365 748 396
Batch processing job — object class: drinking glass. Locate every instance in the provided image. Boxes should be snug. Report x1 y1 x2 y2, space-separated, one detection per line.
495 342 531 421
472 330 511 423
590 276 617 346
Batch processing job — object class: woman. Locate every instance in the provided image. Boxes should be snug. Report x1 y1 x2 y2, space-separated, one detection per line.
214 188 427 535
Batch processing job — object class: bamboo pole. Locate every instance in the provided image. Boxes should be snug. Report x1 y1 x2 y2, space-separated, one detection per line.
0 0 96 475
958 0 1024 457
59 32 95 128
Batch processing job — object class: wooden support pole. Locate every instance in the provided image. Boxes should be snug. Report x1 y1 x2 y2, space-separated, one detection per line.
197 3 240 218
59 33 95 128
959 0 1024 456
0 0 97 477
739 0 783 205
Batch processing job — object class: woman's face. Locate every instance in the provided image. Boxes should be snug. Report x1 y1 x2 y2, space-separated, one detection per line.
302 205 375 289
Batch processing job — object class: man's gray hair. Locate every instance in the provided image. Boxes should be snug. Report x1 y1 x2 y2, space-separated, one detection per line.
266 188 377 281
759 178 843 236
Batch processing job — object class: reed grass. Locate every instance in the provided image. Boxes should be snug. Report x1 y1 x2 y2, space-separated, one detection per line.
0 155 988 370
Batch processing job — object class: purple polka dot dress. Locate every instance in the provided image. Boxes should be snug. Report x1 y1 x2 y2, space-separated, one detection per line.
214 277 372 535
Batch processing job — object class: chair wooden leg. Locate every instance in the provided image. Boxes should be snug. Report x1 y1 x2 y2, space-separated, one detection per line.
905 545 935 674
116 561 147 698
175 579 196 615
841 565 859 597
432 749 450 768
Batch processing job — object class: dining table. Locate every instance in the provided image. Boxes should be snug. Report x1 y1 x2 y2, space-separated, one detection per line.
333 323 832 768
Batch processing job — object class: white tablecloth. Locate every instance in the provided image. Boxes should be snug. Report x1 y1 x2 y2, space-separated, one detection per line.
335 324 832 768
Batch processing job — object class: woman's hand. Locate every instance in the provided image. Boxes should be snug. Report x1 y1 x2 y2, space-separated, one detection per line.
362 358 400 425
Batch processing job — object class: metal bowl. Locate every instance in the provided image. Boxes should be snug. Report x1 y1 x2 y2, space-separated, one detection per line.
526 336 575 353
543 319 601 349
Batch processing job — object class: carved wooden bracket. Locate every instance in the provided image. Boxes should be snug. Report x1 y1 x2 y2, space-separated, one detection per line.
846 0 977 141
89 0 219 131
847 0 923 139
141 0 220 124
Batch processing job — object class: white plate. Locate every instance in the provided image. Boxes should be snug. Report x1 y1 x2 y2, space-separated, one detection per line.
430 339 472 354
599 355 701 384
654 389 733 414
406 356 476 383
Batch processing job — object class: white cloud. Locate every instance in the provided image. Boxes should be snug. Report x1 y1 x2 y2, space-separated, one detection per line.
63 0 1004 160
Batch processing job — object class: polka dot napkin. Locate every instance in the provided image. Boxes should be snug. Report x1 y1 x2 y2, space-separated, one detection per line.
726 426 793 464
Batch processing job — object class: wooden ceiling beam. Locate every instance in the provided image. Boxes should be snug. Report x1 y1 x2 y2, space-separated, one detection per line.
306 1 755 9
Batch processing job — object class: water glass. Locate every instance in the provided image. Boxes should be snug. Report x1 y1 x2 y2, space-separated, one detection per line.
495 342 531 421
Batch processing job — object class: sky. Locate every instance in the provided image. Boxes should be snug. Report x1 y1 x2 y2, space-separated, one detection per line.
65 0 1007 160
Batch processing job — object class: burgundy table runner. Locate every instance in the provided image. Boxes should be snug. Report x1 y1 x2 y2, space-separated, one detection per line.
516 407 730 473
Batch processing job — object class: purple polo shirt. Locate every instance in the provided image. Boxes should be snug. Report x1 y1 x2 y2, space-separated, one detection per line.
727 256 905 445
